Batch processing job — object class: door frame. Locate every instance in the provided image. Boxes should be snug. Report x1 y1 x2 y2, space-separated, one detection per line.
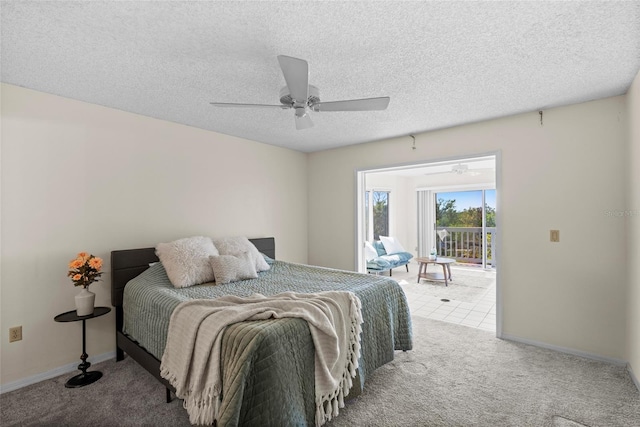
354 151 503 338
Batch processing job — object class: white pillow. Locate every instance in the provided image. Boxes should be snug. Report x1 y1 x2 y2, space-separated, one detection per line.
212 236 270 272
209 252 258 285
364 241 379 261
155 236 219 288
379 236 406 255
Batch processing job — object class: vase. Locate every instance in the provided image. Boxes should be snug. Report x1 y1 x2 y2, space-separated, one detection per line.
75 287 95 316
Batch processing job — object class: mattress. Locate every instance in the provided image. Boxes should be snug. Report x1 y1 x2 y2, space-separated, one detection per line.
124 259 411 375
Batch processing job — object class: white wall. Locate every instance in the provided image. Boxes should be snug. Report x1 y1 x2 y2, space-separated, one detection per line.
627 69 640 382
0 84 308 386
309 96 628 360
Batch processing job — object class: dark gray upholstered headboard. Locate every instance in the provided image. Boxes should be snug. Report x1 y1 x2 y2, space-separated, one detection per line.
110 237 275 307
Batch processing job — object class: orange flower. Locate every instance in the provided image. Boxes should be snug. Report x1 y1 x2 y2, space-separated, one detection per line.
69 259 83 269
68 252 103 287
89 257 103 270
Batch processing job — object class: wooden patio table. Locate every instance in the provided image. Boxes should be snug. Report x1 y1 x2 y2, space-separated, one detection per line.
416 257 455 286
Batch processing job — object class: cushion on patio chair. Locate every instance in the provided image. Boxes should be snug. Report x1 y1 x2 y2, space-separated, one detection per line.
367 239 413 273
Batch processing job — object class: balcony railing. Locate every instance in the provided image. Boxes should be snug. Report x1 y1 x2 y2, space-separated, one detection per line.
436 226 496 267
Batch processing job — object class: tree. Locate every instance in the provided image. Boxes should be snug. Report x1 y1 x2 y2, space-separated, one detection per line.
485 205 496 227
436 198 458 227
458 206 483 227
373 191 389 239
437 199 496 227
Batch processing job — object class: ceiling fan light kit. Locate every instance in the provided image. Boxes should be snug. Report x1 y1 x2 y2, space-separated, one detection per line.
210 55 390 130
451 164 469 174
421 162 484 177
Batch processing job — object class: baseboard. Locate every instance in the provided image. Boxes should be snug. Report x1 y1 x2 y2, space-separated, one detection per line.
0 351 116 394
628 363 640 393
501 333 627 366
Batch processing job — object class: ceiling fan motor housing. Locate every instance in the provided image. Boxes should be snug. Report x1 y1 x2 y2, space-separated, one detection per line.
279 85 320 107
452 164 469 174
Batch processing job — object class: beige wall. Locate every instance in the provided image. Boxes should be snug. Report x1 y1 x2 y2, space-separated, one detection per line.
627 69 640 381
1 80 636 389
309 96 628 360
0 84 308 386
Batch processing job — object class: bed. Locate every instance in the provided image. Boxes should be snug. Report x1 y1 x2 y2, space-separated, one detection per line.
111 237 412 426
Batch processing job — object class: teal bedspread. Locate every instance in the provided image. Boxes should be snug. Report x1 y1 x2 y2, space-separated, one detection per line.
123 260 412 426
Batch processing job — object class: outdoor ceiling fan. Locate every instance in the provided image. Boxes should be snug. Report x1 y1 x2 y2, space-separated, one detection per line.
210 55 390 130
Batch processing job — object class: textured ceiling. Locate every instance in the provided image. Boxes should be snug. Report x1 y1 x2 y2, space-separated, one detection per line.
2 1 639 153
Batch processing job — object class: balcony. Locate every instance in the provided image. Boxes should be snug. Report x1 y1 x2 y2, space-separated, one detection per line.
436 226 496 268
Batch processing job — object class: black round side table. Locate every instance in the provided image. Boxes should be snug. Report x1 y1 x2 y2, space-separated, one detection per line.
54 306 111 388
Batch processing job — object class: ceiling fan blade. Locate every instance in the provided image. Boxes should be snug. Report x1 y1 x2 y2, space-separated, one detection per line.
294 110 314 130
210 102 288 109
277 55 309 104
423 171 452 176
311 97 390 112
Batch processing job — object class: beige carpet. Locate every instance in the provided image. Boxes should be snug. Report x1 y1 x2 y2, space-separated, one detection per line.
552 416 590 427
327 317 639 427
2 316 638 426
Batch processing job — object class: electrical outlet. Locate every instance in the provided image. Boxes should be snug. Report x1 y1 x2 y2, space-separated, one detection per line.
550 230 560 242
9 326 22 343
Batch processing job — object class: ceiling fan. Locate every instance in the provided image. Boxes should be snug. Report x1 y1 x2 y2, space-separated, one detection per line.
423 163 481 177
210 55 390 130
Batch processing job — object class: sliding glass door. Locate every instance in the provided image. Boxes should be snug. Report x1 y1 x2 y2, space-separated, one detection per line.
433 189 496 268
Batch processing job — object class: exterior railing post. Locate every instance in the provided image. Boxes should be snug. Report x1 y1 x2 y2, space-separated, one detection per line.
435 226 496 266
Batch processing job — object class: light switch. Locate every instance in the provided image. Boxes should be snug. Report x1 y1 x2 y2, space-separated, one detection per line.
550 230 560 242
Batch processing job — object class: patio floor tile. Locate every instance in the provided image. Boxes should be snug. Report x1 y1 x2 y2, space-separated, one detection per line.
394 265 496 332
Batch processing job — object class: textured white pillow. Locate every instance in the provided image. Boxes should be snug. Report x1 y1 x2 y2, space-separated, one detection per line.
364 241 379 261
155 236 219 288
209 252 258 285
212 236 270 272
379 236 406 255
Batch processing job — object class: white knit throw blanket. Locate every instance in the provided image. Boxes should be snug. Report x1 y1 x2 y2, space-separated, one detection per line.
159 291 363 426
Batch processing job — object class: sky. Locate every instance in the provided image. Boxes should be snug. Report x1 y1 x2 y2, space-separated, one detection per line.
437 190 496 212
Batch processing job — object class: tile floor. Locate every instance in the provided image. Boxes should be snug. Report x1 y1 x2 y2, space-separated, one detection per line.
389 265 496 332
